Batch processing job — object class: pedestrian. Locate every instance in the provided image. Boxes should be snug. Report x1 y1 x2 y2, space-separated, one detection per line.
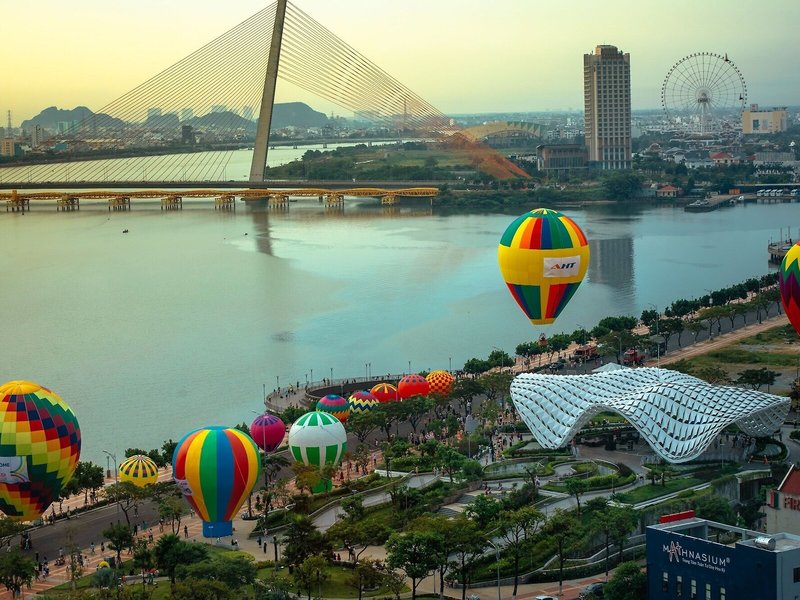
90 542 95 555
263 542 267 554
184 525 189 539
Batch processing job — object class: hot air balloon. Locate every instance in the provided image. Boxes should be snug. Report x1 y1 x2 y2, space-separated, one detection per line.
249 413 286 453
0 380 81 522
397 374 430 399
288 411 347 493
426 370 454 396
348 391 379 414
498 208 589 325
316 394 349 423
780 241 800 335
118 455 159 488
172 426 261 538
370 383 398 403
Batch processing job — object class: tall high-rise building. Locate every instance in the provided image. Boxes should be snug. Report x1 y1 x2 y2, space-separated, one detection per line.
583 45 631 170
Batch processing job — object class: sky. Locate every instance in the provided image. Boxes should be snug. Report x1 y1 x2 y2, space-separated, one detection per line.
6 0 800 123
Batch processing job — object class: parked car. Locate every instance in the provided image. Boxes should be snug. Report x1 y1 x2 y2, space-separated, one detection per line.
579 582 605 598
534 596 558 600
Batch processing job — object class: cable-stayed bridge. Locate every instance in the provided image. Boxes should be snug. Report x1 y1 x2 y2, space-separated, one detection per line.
1 0 534 191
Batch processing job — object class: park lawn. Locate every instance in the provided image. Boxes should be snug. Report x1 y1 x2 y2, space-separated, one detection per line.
737 324 798 345
613 477 704 504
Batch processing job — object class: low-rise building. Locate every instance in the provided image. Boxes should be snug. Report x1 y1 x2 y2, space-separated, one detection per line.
764 464 800 535
535 144 587 173
742 104 789 134
656 185 681 198
648 516 800 600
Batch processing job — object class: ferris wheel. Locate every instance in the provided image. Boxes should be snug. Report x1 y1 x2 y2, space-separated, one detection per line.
661 52 747 135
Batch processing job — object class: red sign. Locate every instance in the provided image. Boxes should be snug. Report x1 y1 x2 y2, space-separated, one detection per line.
784 495 800 511
659 510 696 524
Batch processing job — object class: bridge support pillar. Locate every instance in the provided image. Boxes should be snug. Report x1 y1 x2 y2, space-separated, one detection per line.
109 197 131 211
325 194 344 207
215 195 235 210
381 194 397 205
268 194 289 208
161 196 182 211
57 195 79 212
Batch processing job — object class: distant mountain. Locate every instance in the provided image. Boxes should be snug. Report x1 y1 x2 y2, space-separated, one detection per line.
21 106 125 131
21 101 330 133
271 102 329 129
187 111 254 131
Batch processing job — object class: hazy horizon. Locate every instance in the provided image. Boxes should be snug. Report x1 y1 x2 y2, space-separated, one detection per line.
6 0 800 124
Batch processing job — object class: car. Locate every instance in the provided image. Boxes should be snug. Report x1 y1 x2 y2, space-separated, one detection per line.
579 582 605 598
534 596 558 600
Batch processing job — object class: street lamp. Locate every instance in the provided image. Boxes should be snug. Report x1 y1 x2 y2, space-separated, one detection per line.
102 450 119 517
276 375 279 392
330 367 333 385
486 539 501 600
408 360 411 373
649 304 661 367
449 357 452 372
272 535 279 563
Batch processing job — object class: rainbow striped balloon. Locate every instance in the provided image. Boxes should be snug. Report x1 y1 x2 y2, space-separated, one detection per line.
316 394 349 423
172 426 261 538
119 455 159 488
0 380 81 522
498 208 589 325
780 241 800 336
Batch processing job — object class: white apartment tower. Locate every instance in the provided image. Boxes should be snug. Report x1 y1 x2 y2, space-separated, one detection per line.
583 45 631 170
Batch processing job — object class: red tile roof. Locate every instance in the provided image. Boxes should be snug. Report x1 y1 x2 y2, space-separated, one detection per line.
778 464 800 496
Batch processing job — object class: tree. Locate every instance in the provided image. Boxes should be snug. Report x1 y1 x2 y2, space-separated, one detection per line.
326 519 391 561
602 172 643 200
465 494 502 529
452 378 483 416
292 462 321 496
499 507 544 600
694 365 730 385
592 505 639 569
161 438 178 465
153 533 209 583
102 523 134 568
0 548 36 598
435 445 466 483
735 367 780 391
103 481 148 526
404 395 432 433
694 495 737 525
462 358 491 375
284 515 331 567
546 510 579 595
73 461 105 505
294 554 329 600
159 495 186 534
603 561 647 600
172 577 231 600
564 477 589 516
348 558 385 600
480 372 512 407
687 319 706 343
347 410 383 443
386 531 440 600
178 553 257 590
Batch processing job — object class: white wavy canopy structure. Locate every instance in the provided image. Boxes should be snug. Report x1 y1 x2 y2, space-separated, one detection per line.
510 367 789 463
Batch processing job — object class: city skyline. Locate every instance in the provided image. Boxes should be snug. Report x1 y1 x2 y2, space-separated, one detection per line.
5 0 800 123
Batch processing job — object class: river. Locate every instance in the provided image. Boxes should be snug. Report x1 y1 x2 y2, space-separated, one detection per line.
0 199 796 463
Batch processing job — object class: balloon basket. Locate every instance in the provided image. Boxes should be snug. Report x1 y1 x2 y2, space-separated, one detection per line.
312 479 333 494
202 521 232 538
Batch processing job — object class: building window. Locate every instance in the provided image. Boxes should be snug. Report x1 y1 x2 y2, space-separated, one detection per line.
662 572 669 592
794 566 800 583
719 587 725 600
706 583 711 600
677 575 683 597
691 579 697 600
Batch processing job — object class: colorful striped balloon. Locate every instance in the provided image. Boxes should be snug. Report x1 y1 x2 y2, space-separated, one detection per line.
426 370 454 396
398 374 430 399
118 455 159 488
0 380 81 521
370 383 398 403
780 241 800 336
249 413 286 453
348 392 379 414
498 208 589 325
316 394 349 423
172 426 261 538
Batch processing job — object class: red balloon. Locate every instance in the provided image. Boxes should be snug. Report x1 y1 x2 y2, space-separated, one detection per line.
370 383 398 403
249 414 286 453
397 374 430 399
